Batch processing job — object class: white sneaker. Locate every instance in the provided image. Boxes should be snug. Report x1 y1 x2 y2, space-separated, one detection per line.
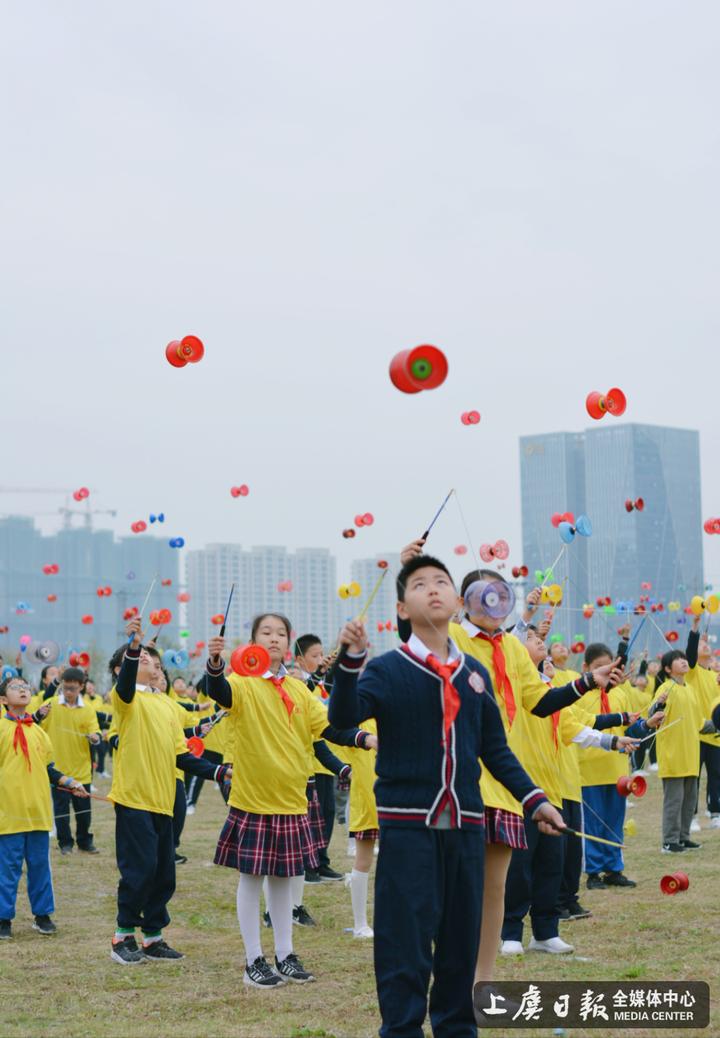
690 817 701 833
710 816 720 829
500 940 524 956
649 763 659 772
633 769 649 777
100 771 111 778
186 805 196 816
626 801 635 809
528 936 574 954
353 925 374 939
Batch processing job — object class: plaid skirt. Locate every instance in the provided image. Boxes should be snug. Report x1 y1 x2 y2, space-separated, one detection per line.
214 808 319 876
305 787 327 860
484 806 527 850
349 828 380 841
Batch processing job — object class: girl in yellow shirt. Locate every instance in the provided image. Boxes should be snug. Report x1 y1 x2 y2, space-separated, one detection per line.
205 613 376 990
346 717 378 939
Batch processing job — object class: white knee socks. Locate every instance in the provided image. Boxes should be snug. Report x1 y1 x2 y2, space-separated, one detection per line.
350 868 369 932
290 873 305 909
236 874 264 963
266 876 294 961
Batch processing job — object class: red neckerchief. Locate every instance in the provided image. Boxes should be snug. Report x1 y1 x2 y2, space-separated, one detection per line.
269 675 295 722
425 653 462 748
6 713 34 771
474 630 517 727
599 687 610 714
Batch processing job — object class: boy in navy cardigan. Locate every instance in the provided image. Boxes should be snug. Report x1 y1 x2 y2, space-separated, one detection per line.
329 555 565 1038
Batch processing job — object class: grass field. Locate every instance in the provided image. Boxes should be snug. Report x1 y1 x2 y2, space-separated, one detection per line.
1 770 717 1038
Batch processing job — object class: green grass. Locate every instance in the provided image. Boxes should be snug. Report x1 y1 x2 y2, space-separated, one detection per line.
0 773 716 1037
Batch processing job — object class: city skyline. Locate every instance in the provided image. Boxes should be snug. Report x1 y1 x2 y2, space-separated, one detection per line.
520 423 704 651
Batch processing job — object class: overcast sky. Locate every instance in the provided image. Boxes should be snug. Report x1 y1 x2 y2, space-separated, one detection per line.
2 1 719 587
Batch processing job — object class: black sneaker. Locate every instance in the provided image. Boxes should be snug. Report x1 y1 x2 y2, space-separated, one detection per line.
567 902 592 919
662 842 686 853
78 844 100 855
174 853 188 864
293 905 316 927
586 873 607 890
274 953 315 983
262 910 273 929
0 920 11 940
603 871 637 888
304 868 322 884
557 907 571 921
32 915 57 935
111 935 146 964
244 956 284 988
681 840 701 850
142 939 184 960
59 845 73 856
317 865 343 882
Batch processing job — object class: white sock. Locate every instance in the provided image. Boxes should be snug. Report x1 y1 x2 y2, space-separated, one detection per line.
236 874 264 963
290 874 304 909
350 868 369 932
266 876 294 962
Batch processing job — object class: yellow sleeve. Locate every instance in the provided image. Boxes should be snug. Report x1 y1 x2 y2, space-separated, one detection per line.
227 674 246 716
560 703 596 742
81 706 99 736
172 709 188 756
511 639 558 712
307 691 331 740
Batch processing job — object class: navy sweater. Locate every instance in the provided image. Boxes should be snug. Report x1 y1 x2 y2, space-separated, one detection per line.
329 646 548 830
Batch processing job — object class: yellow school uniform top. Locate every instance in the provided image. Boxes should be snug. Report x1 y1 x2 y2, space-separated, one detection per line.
551 671 584 803
40 696 98 785
521 698 596 809
0 716 55 835
169 698 193 780
348 718 378 832
577 683 632 787
224 670 334 815
451 621 587 814
203 713 227 755
655 678 705 779
310 687 335 777
688 665 720 747
624 683 652 716
29 692 45 715
108 685 187 816
84 694 104 717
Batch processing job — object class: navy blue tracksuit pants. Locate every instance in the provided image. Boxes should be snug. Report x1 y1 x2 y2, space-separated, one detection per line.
502 813 563 942
115 804 175 933
374 826 484 1038
314 773 336 868
558 798 583 911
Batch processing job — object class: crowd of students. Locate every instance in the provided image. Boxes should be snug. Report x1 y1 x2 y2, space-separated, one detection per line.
1 543 719 1037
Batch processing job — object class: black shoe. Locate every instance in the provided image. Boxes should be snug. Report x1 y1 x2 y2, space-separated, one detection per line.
304 868 322 884
603 871 637 888
567 902 592 919
274 953 315 983
317 864 343 882
262 910 273 929
681 840 701 850
293 905 316 927
32 915 57 935
78 844 100 855
662 842 686 853
59 845 73 856
244 956 284 988
141 939 184 960
0 920 11 940
586 873 607 890
174 853 187 864
111 936 146 964
557 907 571 921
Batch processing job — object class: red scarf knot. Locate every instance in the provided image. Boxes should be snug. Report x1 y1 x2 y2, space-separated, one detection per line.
8 714 34 771
475 630 517 727
425 654 461 747
269 676 295 722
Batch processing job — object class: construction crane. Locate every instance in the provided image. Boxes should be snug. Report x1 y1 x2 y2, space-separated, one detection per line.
59 507 117 531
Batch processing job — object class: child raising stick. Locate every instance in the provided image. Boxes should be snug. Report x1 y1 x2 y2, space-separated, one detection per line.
329 554 565 1038
0 675 88 939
